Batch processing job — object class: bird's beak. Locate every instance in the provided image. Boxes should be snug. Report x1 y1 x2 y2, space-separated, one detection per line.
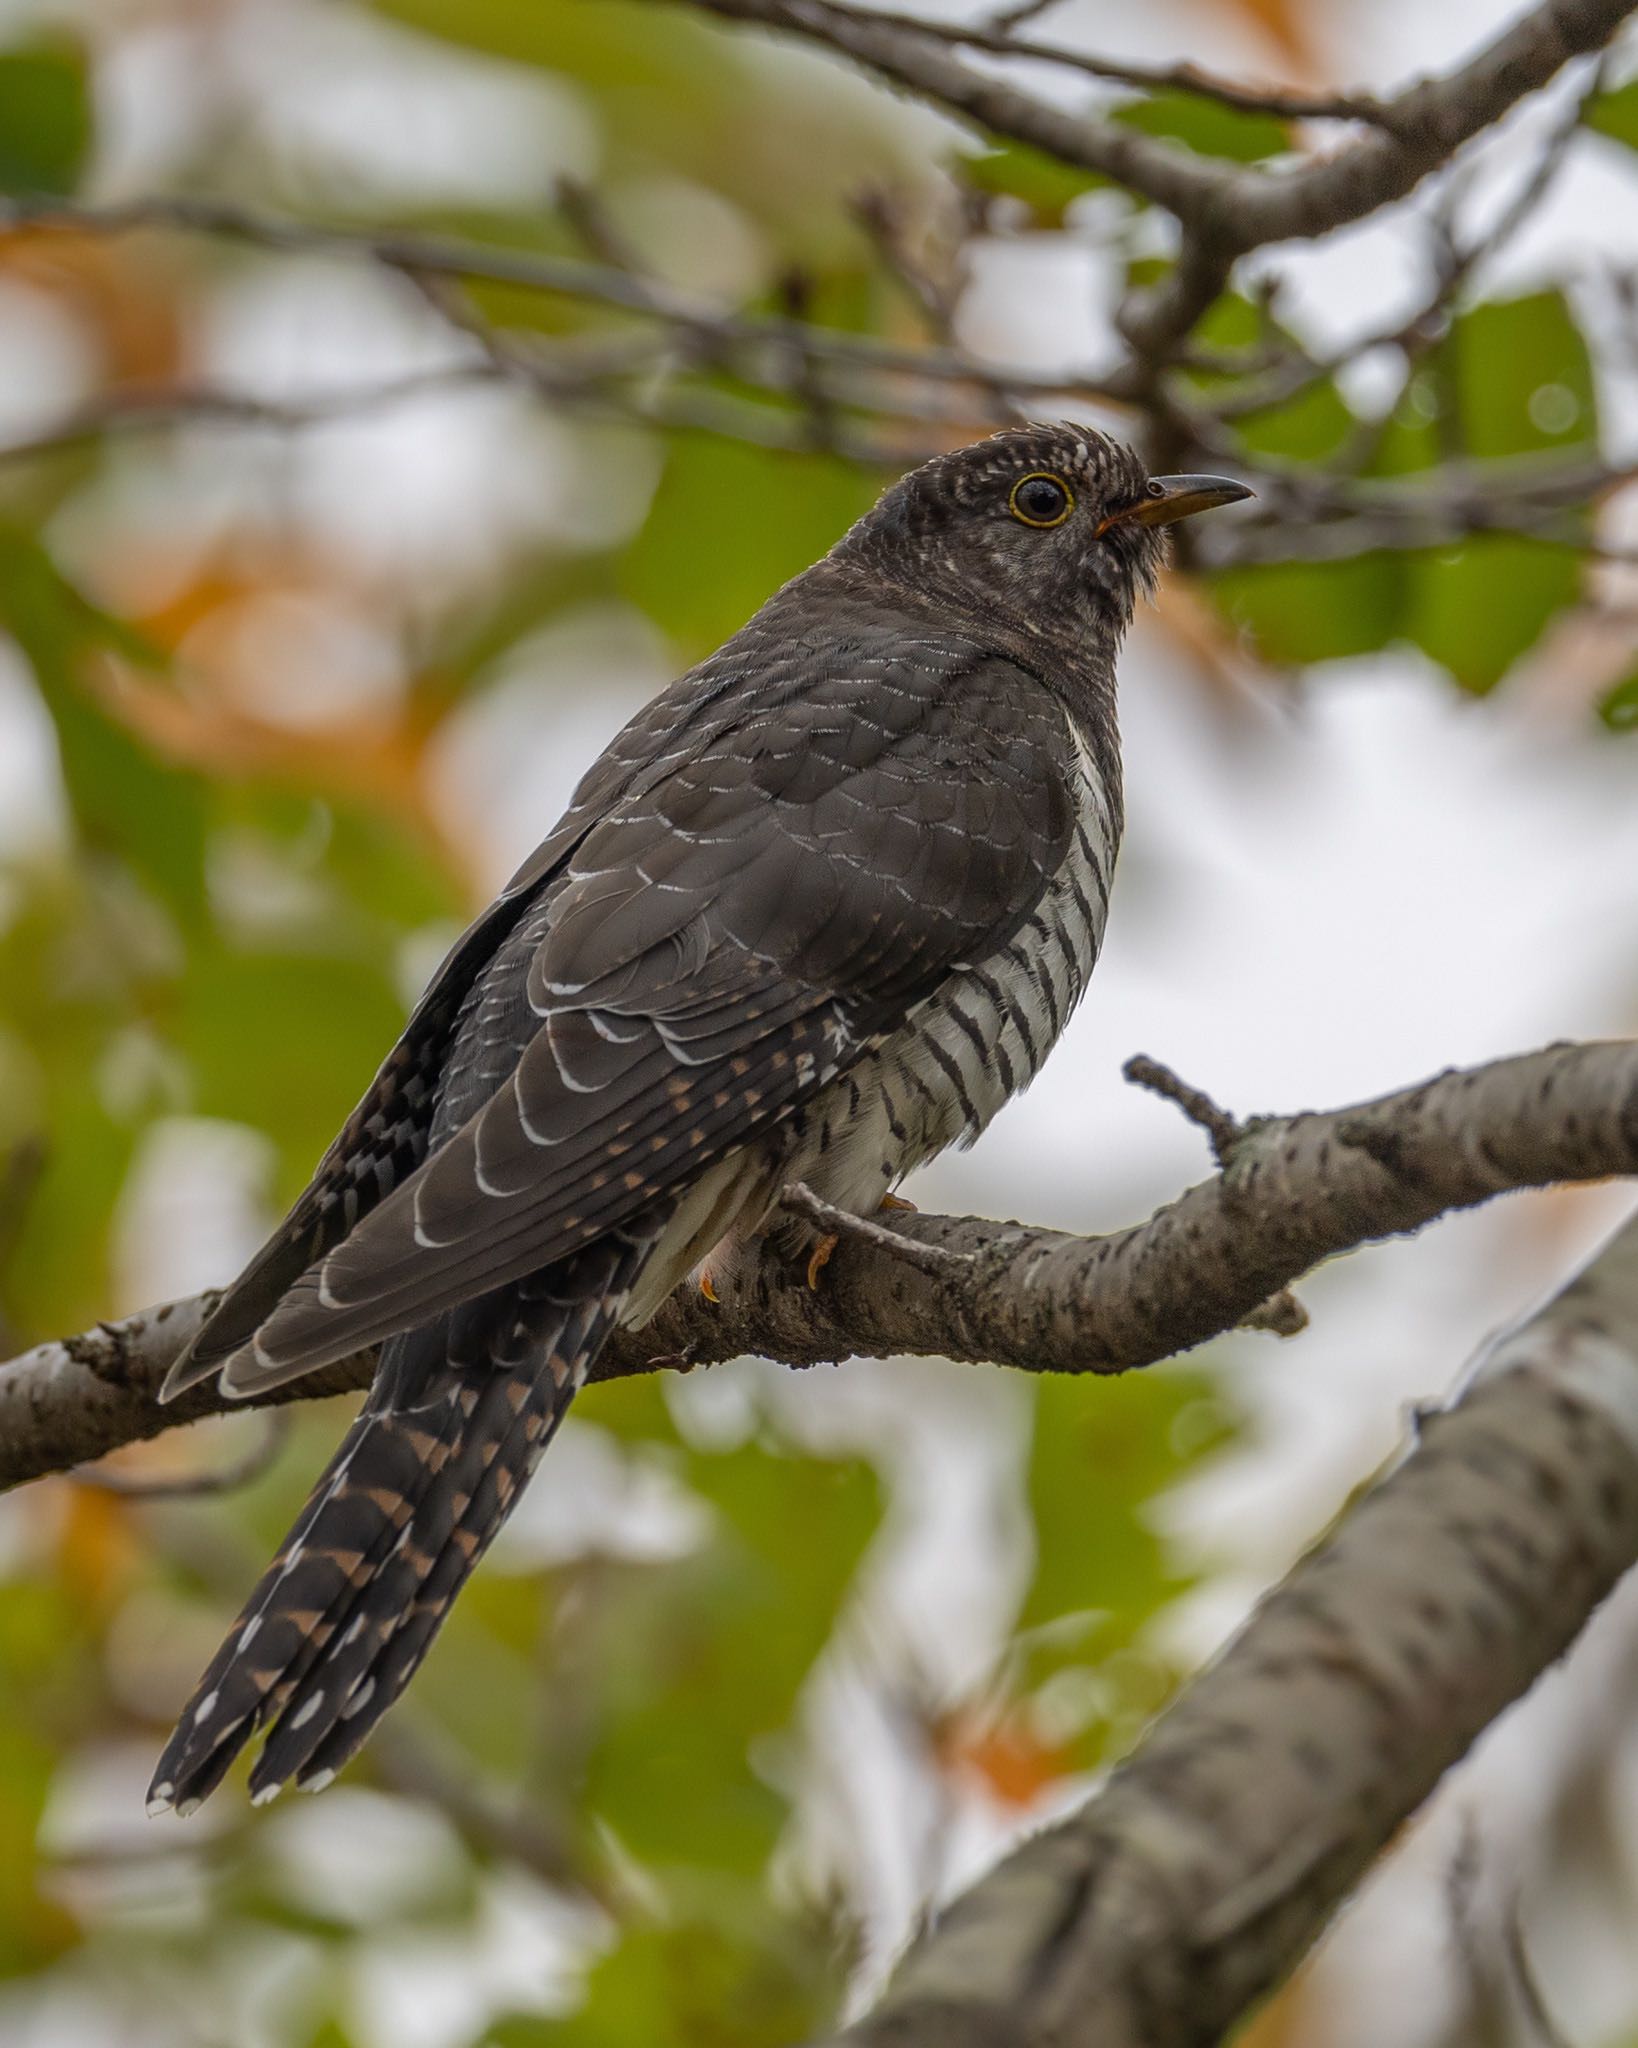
1099 474 1254 532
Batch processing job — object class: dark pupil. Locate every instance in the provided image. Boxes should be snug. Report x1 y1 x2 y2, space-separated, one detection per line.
1018 477 1065 522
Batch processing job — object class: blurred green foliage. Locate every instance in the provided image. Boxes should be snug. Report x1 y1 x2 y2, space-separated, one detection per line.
0 0 1628 2042
1588 78 1638 151
0 34 91 198
1213 290 1600 687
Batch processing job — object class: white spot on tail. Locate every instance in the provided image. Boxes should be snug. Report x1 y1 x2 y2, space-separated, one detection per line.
146 1783 174 1817
174 1797 201 1819
251 1781 283 1807
342 1676 376 1720
289 1693 324 1731
238 1617 261 1651
193 1689 219 1725
301 1768 336 1794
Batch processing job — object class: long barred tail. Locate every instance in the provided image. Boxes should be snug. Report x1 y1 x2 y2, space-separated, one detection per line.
148 1228 659 1816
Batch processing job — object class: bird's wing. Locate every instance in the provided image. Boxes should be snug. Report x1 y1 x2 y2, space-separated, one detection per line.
212 646 1078 1392
160 691 715 1396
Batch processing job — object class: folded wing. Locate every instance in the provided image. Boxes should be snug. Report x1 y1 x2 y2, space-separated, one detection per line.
187 644 1075 1396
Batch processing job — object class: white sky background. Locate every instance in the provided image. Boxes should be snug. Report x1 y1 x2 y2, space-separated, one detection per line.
3 0 1638 2043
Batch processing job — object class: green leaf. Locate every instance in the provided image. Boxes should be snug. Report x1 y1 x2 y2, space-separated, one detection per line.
1015 1367 1232 1770
1596 667 1638 732
530 1905 836 2047
1022 1368 1224 1642
621 435 876 654
1404 536 1580 695
1234 377 1356 463
1443 290 1598 461
0 531 209 922
1209 553 1408 667
1115 90 1288 163
1587 79 1638 151
0 37 92 197
538 1403 880 1882
170 947 407 1201
961 138 1105 222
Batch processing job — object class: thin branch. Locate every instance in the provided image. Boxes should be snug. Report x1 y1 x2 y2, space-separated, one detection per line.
1122 1053 1245 1166
73 1411 289 1499
368 1721 618 1914
671 0 1635 379
1206 49 1612 432
757 0 1403 126
817 1201 1638 2047
0 193 1125 409
1196 450 1637 568
2 1038 1636 1494
670 0 1239 227
0 367 502 465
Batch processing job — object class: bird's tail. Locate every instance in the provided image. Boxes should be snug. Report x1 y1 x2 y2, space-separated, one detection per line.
148 1232 656 1815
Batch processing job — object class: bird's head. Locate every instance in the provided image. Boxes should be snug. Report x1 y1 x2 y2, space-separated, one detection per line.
835 423 1251 657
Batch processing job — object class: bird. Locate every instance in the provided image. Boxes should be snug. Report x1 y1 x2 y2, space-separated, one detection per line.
145 422 1249 1816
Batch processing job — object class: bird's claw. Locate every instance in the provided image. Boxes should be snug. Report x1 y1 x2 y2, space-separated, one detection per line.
805 1194 914 1291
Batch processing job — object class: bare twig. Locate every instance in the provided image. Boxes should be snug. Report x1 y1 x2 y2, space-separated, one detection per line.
368 1721 617 1914
1122 1053 1245 1166
73 1411 290 1499
0 194 1122 410
0 368 501 465
676 0 1634 388
753 0 1403 127
678 0 1633 252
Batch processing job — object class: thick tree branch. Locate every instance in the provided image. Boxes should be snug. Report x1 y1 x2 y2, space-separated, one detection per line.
2 1038 1634 1495
816 1202 1638 2047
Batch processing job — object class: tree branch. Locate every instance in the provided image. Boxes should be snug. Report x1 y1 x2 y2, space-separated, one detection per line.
3 1038 1634 1495
670 0 1635 379
678 0 1631 250
752 3 1404 126
2 8 1630 560
815 1200 1638 2047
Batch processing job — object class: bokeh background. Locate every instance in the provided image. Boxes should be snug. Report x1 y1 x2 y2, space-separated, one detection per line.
0 0 1636 2043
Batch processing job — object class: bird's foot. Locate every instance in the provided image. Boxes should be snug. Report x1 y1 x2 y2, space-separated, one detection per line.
698 1266 720 1305
806 1193 914 1290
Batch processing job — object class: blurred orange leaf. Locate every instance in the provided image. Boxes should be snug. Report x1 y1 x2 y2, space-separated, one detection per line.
932 1705 1074 1810
54 1484 141 1612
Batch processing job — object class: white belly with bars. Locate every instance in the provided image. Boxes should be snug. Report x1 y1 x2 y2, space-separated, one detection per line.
621 710 1118 1324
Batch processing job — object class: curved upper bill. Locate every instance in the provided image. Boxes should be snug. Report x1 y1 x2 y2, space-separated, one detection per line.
1112 474 1255 529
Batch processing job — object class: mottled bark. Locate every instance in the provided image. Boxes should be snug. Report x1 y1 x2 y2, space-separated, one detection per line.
820 1205 1638 2047
2 1037 1635 1491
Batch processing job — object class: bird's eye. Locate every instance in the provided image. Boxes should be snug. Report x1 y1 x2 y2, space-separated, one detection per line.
1008 472 1073 529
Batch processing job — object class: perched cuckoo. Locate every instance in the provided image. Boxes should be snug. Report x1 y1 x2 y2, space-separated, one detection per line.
147 424 1248 1815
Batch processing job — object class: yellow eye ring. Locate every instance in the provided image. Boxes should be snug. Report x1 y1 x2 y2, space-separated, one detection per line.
1008 472 1075 529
